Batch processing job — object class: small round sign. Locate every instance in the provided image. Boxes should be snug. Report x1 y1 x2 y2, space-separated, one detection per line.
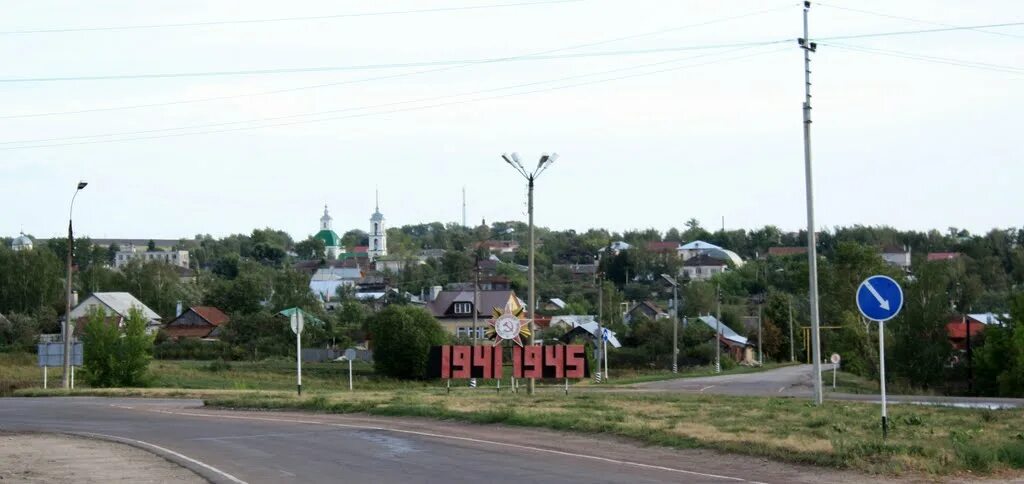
344 348 357 361
830 353 841 364
856 275 904 322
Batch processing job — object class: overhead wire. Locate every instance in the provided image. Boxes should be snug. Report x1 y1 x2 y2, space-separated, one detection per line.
0 0 585 35
0 46 789 150
816 21 1024 42
0 3 798 119
814 2 1024 40
820 42 1024 74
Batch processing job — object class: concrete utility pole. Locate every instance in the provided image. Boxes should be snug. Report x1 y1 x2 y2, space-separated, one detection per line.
788 296 796 362
596 270 604 382
502 152 558 396
473 265 480 345
758 299 763 366
63 181 87 389
799 0 824 405
715 285 722 374
661 274 680 373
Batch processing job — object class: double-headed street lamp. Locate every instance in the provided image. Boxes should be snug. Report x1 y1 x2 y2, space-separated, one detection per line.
63 181 88 389
502 152 558 396
660 274 680 374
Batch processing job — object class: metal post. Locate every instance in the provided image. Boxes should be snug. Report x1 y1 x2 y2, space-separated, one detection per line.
758 300 763 366
62 219 74 389
800 0 824 405
879 320 888 437
789 297 795 362
596 272 603 383
527 175 536 395
296 313 303 396
715 286 722 374
71 365 74 389
833 361 837 390
672 284 679 373
43 366 47 389
348 358 353 392
471 265 479 389
965 313 973 394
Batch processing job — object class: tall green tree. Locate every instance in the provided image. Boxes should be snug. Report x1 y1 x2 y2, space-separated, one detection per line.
367 305 446 379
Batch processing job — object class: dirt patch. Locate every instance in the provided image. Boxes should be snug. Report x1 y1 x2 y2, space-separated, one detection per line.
0 432 203 483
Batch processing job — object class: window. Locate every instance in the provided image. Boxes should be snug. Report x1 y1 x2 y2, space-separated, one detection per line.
374 223 379 234
453 302 472 314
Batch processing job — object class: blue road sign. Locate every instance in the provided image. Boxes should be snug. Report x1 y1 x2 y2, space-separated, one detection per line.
856 275 904 322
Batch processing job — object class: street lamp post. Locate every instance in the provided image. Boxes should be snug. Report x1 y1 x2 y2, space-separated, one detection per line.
661 274 679 373
715 284 722 374
502 152 558 396
63 181 87 389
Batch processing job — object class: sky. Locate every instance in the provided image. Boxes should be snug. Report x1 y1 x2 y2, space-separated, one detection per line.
2 0 1021 241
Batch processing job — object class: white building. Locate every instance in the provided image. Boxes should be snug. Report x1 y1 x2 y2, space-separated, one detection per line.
309 267 363 301
114 244 190 269
10 233 33 251
68 292 162 333
681 254 728 281
368 194 387 260
882 245 912 270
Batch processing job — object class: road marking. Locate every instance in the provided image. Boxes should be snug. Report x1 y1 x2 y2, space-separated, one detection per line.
148 408 759 482
699 385 716 392
75 431 248 484
777 386 786 393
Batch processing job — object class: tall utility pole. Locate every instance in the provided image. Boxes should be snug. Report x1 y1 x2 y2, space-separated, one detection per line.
661 274 680 373
63 181 87 389
473 265 480 345
757 299 763 366
715 284 722 374
788 296 796 362
799 0 824 405
502 152 558 396
462 186 467 227
596 271 604 381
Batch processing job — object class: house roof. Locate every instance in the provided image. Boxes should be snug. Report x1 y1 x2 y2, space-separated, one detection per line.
86 292 161 321
680 240 722 251
190 306 230 326
646 241 680 253
683 254 728 267
696 315 750 346
629 300 667 317
353 246 369 253
553 263 598 275
314 229 341 247
426 289 519 318
312 267 363 281
768 246 807 257
547 298 567 309
881 245 908 254
927 252 961 261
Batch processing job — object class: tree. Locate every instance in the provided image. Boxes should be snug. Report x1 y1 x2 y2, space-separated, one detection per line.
974 293 1024 397
147 239 157 251
889 260 954 390
294 236 326 260
367 305 447 379
82 307 154 387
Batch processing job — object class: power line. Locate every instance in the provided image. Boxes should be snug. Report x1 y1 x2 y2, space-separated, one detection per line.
5 21 1020 84
814 2 1024 40
821 42 1024 74
2 45 770 146
0 3 797 119
0 39 792 84
817 21 1024 42
0 0 585 35
0 47 788 150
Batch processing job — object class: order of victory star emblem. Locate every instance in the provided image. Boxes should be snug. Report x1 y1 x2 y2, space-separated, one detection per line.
486 300 530 346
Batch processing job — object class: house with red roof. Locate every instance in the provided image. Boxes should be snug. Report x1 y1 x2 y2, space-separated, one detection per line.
928 252 961 262
164 306 230 340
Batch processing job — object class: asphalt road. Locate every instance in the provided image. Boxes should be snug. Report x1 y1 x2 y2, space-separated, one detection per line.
632 364 1024 408
0 397 867 484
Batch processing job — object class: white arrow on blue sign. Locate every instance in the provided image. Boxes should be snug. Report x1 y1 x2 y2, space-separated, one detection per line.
856 275 904 322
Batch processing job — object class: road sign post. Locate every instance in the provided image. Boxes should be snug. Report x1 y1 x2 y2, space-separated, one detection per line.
856 275 904 439
291 311 305 396
344 348 356 392
830 353 841 390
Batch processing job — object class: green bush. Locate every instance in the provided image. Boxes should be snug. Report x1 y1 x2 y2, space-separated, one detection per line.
81 307 154 387
367 305 446 379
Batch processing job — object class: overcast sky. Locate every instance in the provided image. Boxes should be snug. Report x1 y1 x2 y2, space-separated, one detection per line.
2 0 1021 241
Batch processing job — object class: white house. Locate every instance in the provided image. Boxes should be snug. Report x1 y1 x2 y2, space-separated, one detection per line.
681 254 728 281
881 245 912 270
309 267 363 301
114 244 190 269
68 292 162 333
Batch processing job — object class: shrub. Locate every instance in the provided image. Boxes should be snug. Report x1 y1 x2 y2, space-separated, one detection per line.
367 305 446 379
81 307 154 387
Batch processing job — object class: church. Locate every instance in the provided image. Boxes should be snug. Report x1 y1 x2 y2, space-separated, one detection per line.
313 197 387 261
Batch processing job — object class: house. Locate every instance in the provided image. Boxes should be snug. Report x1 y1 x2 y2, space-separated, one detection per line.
881 245 912 269
549 316 623 348
678 240 721 260
375 255 423 273
696 315 756 364
113 244 190 269
476 240 520 254
542 298 567 312
681 254 728 281
552 263 598 280
647 241 680 255
598 241 632 256
68 292 162 333
164 306 229 340
767 246 807 258
946 313 1006 351
425 289 523 338
417 248 447 261
309 267 364 301
928 252 962 262
624 301 669 323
